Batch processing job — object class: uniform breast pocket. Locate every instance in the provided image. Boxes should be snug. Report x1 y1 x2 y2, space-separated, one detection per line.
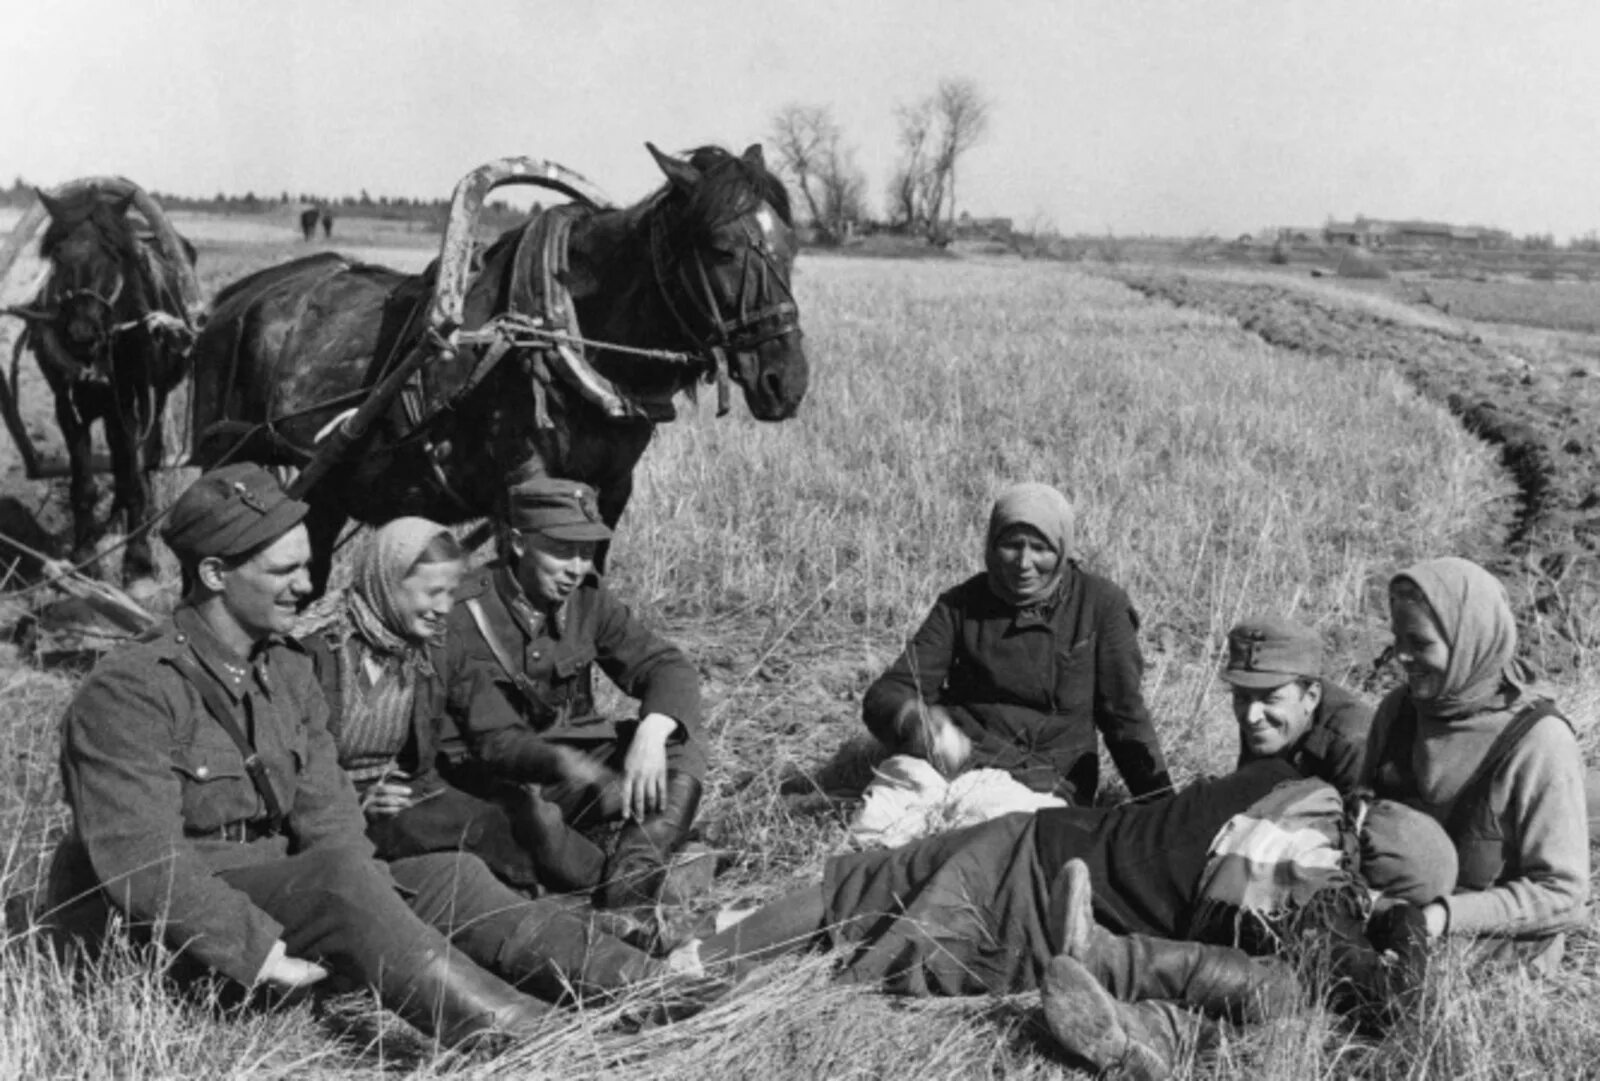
172 740 256 831
1052 636 1098 710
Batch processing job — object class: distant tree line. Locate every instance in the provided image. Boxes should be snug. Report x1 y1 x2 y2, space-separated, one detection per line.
768 76 991 246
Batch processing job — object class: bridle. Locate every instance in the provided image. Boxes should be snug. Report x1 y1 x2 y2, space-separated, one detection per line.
648 201 800 413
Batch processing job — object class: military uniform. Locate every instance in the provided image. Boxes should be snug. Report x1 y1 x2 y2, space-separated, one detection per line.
46 463 561 1046
433 475 708 909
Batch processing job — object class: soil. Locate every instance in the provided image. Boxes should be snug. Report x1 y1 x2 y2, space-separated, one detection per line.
1118 268 1600 672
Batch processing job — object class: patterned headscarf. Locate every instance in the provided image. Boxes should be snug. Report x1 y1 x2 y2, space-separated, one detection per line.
1389 556 1527 721
345 517 455 674
984 482 1075 608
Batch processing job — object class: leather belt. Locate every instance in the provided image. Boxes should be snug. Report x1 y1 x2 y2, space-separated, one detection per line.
187 819 275 843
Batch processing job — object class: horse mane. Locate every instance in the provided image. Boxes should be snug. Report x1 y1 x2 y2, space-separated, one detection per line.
39 190 142 265
666 145 793 243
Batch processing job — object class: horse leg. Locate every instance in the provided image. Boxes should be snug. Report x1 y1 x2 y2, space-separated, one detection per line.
54 388 102 575
106 407 156 584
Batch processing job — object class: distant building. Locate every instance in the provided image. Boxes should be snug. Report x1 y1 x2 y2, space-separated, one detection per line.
954 211 1015 241
1323 216 1509 250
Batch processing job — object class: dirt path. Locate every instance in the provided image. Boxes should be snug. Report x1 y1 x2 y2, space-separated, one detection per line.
1118 268 1600 672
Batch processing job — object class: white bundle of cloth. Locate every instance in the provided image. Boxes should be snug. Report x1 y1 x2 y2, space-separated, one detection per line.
848 754 1067 848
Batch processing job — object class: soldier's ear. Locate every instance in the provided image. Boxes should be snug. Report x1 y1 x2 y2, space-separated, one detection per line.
196 555 230 593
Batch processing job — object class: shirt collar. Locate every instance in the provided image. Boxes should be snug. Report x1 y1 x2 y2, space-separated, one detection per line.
495 562 566 639
172 604 278 702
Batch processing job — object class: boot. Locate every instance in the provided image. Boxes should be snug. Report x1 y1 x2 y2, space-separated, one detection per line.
1055 858 1298 1023
599 772 702 910
1043 954 1197 1081
385 945 555 1048
512 783 608 893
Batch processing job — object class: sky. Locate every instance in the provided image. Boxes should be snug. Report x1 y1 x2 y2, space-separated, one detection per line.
5 0 1600 239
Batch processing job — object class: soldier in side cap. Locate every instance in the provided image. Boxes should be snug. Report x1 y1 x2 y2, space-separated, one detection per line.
1221 617 1373 794
437 471 708 911
44 463 561 1047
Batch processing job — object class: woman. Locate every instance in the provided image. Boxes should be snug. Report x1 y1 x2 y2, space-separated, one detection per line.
1359 556 1590 972
862 482 1171 803
306 518 706 1007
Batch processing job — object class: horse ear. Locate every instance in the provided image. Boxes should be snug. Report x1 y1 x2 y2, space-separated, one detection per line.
646 142 700 192
742 144 766 171
35 188 64 221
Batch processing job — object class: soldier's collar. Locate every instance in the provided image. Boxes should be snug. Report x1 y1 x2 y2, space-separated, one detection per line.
495 562 568 638
171 605 285 701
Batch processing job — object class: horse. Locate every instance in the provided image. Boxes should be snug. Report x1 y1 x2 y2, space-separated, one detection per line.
12 183 199 582
188 143 808 594
321 208 334 238
300 207 321 241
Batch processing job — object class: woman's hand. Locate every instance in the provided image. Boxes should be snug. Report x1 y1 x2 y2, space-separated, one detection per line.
900 702 971 777
360 777 416 819
621 713 677 820
256 940 329 990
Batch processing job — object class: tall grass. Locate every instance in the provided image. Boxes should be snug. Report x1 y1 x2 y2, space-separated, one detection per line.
4 252 1582 1080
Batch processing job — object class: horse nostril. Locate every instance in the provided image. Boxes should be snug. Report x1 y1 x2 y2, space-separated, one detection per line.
760 369 783 402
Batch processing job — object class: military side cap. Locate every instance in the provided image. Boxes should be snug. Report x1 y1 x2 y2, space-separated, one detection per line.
162 463 309 561
1220 616 1323 688
508 475 612 542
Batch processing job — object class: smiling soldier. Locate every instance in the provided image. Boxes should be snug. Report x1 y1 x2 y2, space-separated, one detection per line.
437 474 707 911
1221 617 1372 794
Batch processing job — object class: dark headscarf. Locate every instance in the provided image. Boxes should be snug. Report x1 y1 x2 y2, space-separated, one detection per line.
984 482 1074 608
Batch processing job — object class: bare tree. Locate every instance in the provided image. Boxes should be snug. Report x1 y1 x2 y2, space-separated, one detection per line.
889 78 990 241
769 103 862 244
930 77 990 237
889 99 934 231
769 104 831 234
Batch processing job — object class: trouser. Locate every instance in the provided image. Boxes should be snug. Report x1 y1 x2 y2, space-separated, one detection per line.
384 850 665 1002
365 781 543 892
514 731 707 909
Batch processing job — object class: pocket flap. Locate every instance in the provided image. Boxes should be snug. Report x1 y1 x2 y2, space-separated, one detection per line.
172 742 246 783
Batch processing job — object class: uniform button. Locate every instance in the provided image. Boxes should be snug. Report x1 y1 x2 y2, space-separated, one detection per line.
175 633 187 643
195 765 210 779
531 651 541 660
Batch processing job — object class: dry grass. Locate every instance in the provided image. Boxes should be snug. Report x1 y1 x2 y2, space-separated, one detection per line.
3 244 1593 1079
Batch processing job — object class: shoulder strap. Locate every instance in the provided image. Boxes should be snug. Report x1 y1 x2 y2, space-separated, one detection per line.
464 597 521 682
169 653 286 829
1444 700 1567 838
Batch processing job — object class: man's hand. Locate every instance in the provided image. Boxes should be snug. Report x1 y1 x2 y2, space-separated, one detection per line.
621 713 677 821
255 939 328 990
360 777 417 820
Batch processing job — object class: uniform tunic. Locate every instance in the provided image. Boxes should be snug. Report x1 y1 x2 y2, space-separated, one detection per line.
862 568 1169 802
438 563 705 782
56 606 371 984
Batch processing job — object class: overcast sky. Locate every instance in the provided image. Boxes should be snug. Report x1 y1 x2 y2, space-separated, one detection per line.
5 0 1598 238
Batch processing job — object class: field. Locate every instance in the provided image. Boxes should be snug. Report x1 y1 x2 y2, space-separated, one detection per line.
2 212 1599 1079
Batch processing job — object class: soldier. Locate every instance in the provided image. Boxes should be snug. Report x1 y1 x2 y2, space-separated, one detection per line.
46 464 573 1047
438 474 707 909
1221 617 1372 794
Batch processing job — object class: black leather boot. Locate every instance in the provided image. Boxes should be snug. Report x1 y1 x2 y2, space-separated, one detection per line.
1043 954 1199 1081
598 772 702 910
385 945 555 1048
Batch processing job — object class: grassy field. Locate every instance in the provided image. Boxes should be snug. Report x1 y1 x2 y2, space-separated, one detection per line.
2 223 1596 1079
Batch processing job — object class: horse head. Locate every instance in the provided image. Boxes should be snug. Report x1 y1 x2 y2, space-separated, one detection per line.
637 143 809 421
36 188 142 361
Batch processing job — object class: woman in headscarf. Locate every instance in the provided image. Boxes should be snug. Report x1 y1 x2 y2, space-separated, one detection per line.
305 518 715 1009
1358 556 1590 973
862 482 1171 803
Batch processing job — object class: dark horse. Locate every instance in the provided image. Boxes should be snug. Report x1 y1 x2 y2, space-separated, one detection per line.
15 184 198 581
189 144 808 593
299 207 321 241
